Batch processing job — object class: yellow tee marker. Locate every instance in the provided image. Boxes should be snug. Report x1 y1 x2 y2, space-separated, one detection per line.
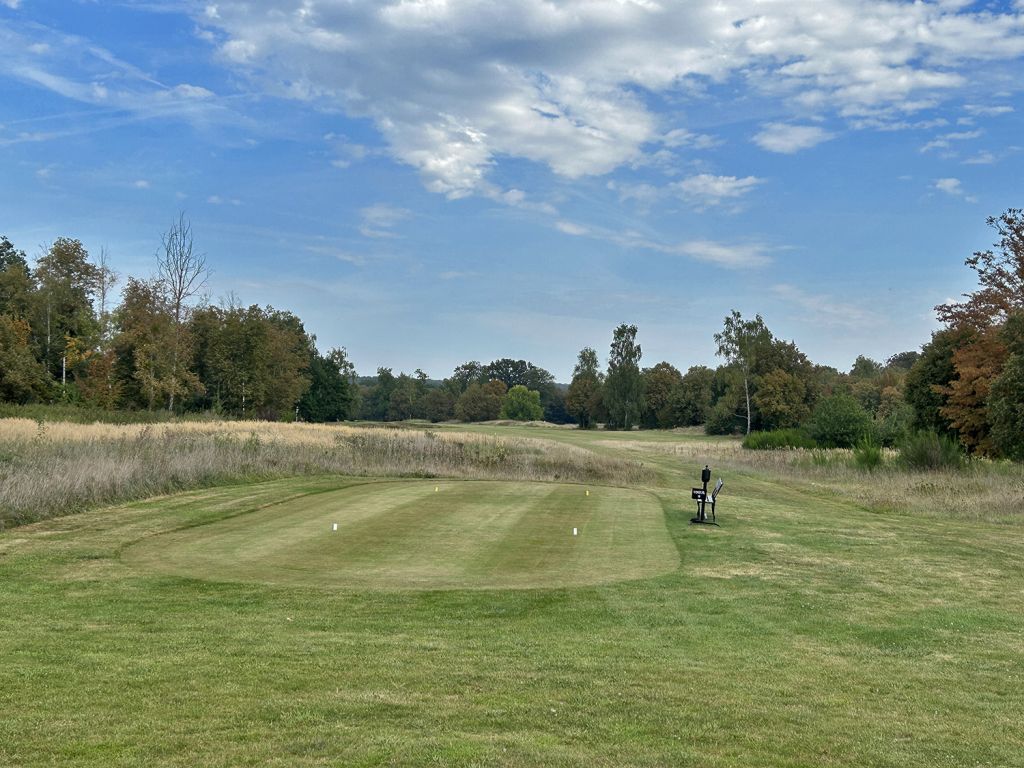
435 486 439 492
585 490 590 496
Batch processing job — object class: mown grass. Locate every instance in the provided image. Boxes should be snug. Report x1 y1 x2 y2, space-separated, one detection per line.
1 466 1022 766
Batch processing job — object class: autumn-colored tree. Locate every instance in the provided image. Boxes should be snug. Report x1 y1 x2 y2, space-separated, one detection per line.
753 369 810 430
933 209 1024 454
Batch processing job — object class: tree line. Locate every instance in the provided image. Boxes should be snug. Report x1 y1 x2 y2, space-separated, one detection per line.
1 209 1022 459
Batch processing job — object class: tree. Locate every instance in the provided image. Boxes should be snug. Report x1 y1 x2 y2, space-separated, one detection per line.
641 362 683 428
387 373 419 421
752 368 810 430
849 355 883 380
714 311 772 435
500 385 544 421
989 314 1024 460
604 324 643 430
299 347 354 422
0 314 49 402
32 238 100 385
0 236 35 321
566 346 603 428
455 380 506 422
421 388 456 422
157 214 208 411
667 365 714 427
936 209 1024 329
113 277 179 410
939 326 1006 454
447 361 484 395
904 329 962 434
808 394 872 448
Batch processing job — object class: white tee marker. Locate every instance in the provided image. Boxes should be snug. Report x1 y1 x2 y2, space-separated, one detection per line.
573 527 578 536
332 523 338 532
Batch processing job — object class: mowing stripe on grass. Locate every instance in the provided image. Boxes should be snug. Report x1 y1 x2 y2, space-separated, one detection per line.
122 480 677 590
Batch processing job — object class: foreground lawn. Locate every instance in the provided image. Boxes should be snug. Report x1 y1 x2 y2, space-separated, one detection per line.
1 433 1023 766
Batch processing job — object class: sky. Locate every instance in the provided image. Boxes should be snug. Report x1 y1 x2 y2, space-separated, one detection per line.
1 0 1023 382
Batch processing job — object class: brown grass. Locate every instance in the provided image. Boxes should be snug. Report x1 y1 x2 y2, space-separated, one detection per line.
0 418 652 527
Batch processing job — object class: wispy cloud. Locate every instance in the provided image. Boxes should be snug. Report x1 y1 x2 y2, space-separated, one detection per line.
671 174 763 208
359 204 411 238
921 129 982 153
753 124 834 154
771 284 875 329
554 219 772 269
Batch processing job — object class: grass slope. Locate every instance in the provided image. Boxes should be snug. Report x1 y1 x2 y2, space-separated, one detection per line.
1 431 1023 766
124 480 676 590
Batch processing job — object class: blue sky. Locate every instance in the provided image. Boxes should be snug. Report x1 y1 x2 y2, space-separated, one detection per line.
2 0 1023 381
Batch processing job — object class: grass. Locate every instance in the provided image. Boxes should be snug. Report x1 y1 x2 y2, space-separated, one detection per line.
0 419 650 527
2 420 1024 765
123 480 676 590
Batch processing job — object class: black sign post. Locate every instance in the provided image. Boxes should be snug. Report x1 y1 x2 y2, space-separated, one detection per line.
690 464 721 526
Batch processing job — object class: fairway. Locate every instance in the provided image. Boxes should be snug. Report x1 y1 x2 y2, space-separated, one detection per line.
124 480 677 590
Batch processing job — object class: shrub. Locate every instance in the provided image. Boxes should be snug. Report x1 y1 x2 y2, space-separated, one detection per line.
742 428 817 450
808 394 872 448
852 436 883 472
898 431 966 471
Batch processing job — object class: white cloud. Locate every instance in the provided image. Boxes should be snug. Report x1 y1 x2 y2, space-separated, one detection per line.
671 174 763 207
934 177 978 202
753 123 834 154
672 240 772 269
964 104 1014 116
193 0 1024 195
921 129 982 152
359 203 411 238
555 220 589 236
133 179 150 189
1 0 21 8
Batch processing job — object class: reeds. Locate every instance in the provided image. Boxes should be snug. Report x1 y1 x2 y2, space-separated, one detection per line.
0 419 652 527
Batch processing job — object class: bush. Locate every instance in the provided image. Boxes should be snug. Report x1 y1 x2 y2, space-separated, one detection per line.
742 428 817 450
808 394 872 448
852 436 883 472
898 431 965 471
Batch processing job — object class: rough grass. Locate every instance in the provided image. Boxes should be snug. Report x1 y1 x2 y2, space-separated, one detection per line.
0 419 651 528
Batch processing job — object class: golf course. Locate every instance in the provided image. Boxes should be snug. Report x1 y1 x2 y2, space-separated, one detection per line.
1 422 1022 767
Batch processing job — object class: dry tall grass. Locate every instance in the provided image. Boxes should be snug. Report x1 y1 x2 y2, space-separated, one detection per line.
0 419 652 527
618 436 1024 521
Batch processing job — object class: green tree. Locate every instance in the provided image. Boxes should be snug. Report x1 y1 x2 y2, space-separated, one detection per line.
666 365 714 427
604 324 643 430
904 329 962 434
113 277 179 410
641 362 683 428
0 314 50 402
985 314 1024 459
387 373 419 421
454 380 507 422
32 238 100 385
420 388 456 422
714 311 773 435
500 384 544 421
565 346 603 429
809 394 872 448
0 236 36 321
753 368 810 430
299 347 354 422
